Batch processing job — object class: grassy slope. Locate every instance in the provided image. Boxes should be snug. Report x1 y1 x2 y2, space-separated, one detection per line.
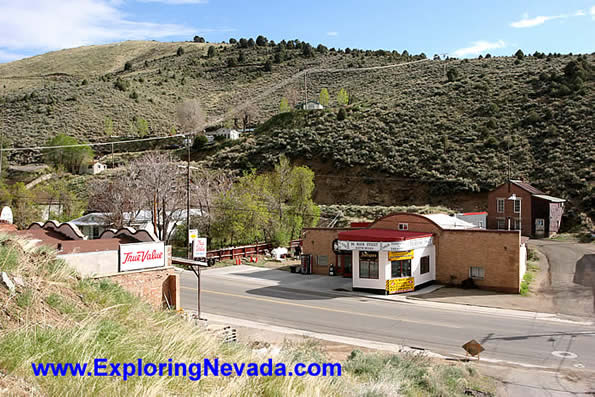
0 41 592 222
0 235 493 396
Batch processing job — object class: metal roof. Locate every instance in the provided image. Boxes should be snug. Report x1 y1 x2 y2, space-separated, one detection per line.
422 214 476 230
509 180 544 195
532 194 566 203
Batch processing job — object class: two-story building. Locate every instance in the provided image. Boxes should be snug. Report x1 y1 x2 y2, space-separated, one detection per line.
487 180 565 237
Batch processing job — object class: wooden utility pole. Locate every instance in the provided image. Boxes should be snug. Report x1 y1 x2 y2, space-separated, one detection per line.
186 134 191 260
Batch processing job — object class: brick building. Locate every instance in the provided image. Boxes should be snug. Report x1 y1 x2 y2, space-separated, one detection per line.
303 213 526 293
487 180 565 237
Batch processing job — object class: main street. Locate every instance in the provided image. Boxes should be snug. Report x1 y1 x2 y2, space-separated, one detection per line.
179 267 595 370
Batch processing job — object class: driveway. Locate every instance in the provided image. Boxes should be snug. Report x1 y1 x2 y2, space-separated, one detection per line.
529 240 595 318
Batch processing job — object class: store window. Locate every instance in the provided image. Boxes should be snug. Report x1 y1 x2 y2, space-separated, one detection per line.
420 256 430 274
359 251 379 279
391 259 411 278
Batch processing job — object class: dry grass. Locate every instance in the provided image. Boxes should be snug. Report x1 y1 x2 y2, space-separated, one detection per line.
0 233 494 396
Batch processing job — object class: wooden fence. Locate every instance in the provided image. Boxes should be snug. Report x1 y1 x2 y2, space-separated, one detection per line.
206 240 302 261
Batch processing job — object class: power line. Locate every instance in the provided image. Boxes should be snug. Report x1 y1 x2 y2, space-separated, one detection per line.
0 133 188 152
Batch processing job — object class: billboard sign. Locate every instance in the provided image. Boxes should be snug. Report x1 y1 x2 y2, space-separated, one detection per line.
119 241 165 272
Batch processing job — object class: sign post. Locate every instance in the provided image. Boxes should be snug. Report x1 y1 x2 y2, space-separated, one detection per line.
186 236 209 320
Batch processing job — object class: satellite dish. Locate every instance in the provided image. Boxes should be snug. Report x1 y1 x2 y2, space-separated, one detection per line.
0 206 13 224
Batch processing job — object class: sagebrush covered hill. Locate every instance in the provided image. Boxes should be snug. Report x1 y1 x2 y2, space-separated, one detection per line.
0 40 592 223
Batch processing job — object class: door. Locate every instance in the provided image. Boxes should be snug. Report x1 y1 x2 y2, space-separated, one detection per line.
341 254 352 278
535 218 545 238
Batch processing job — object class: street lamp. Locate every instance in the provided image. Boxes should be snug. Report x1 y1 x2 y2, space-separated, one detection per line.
507 193 521 235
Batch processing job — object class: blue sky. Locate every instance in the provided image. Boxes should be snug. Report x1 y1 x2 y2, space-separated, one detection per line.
0 0 594 63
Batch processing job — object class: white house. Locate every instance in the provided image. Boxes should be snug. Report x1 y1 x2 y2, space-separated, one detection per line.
83 161 107 175
206 128 241 142
297 101 324 110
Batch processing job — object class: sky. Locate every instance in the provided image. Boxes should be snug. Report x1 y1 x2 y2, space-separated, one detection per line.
0 0 594 63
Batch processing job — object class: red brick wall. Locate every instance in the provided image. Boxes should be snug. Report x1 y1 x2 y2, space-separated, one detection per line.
99 267 179 309
487 183 532 236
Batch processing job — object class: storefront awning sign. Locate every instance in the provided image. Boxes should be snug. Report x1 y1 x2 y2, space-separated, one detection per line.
337 237 432 252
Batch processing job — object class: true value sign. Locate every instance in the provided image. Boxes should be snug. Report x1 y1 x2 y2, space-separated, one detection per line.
119 241 166 272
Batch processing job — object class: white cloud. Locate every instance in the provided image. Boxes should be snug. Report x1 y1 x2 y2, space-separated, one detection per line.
137 0 208 4
510 8 589 28
510 15 562 28
452 40 506 57
0 0 199 55
327 32 338 37
591 5 595 19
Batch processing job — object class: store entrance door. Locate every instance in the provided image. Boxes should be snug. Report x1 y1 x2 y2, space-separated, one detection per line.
340 254 352 278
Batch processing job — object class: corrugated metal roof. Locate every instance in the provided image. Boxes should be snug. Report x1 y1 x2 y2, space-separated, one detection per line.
533 194 566 203
423 214 476 230
510 180 544 195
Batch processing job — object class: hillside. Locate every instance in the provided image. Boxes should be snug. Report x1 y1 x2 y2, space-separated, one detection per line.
0 40 593 224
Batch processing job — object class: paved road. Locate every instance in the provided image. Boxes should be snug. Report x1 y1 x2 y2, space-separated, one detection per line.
530 240 595 317
179 268 595 370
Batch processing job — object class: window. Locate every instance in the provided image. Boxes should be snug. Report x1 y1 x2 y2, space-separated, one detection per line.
317 255 328 266
359 251 379 279
470 266 484 280
496 198 505 213
420 256 430 274
514 198 521 213
497 218 506 230
398 223 408 231
513 219 521 230
391 259 411 278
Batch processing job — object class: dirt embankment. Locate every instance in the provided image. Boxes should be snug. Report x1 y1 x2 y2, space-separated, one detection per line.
302 159 487 211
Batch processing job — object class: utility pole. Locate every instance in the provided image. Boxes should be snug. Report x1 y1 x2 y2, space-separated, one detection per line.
186 134 191 260
304 73 307 107
0 129 3 182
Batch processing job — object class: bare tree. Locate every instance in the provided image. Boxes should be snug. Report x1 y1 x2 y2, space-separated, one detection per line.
239 103 257 132
176 99 206 133
131 152 186 243
89 169 144 229
191 167 233 238
91 153 186 243
285 86 299 108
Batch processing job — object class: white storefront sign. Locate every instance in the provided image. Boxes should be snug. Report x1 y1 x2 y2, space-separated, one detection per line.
338 237 432 252
193 237 207 259
119 241 165 272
